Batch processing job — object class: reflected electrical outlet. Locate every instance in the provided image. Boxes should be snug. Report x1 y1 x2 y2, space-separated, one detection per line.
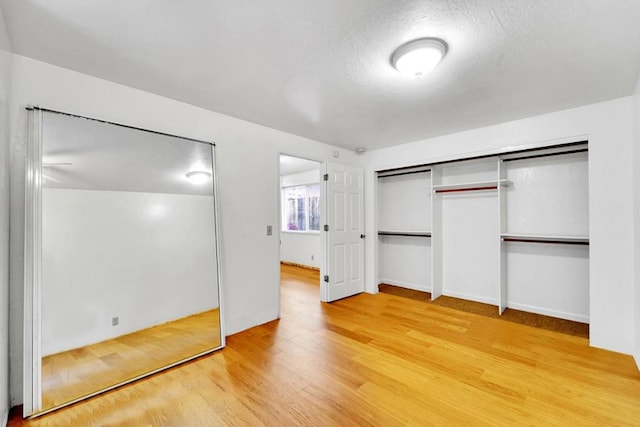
112 317 119 326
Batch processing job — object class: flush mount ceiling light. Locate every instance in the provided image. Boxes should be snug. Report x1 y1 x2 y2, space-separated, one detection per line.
390 38 447 78
185 170 211 184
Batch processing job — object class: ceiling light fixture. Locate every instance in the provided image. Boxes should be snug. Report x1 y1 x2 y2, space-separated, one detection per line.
390 38 447 78
185 170 211 184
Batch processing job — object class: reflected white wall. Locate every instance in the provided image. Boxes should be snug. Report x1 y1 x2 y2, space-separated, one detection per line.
41 188 218 356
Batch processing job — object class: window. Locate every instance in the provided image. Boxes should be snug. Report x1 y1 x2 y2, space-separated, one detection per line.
282 184 320 232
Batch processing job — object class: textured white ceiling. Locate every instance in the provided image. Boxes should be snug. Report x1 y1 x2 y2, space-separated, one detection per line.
4 1 640 151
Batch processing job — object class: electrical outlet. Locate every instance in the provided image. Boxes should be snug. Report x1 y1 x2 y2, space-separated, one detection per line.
311 255 315 260
112 316 119 326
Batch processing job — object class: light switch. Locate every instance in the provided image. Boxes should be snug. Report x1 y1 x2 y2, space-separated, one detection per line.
267 225 272 236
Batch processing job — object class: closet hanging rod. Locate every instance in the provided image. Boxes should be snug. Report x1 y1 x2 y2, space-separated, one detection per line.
435 185 497 194
375 140 587 175
377 169 431 178
502 148 587 162
502 237 589 245
378 231 431 237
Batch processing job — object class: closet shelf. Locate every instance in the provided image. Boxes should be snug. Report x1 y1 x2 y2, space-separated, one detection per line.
501 233 589 245
378 231 432 237
432 179 509 194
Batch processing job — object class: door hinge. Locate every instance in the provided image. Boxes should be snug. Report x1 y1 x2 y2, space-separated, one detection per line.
323 173 329 181
324 224 329 231
324 275 329 283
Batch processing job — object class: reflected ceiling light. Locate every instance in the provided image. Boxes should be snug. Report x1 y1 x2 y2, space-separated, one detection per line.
186 170 211 184
390 38 447 78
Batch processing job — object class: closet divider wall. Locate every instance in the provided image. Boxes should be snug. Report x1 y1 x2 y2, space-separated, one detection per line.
376 141 589 323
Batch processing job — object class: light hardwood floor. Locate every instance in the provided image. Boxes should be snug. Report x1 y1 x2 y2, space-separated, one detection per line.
10 264 640 426
41 309 221 411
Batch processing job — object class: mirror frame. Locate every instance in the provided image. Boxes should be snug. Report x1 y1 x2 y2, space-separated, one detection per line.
23 106 225 417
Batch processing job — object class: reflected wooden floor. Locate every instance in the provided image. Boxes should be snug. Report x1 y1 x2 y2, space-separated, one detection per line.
10 265 640 426
41 309 220 410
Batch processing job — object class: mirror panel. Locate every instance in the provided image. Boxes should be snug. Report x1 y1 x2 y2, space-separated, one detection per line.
27 109 223 415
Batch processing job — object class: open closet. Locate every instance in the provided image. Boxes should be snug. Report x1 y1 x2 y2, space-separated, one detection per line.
376 141 589 323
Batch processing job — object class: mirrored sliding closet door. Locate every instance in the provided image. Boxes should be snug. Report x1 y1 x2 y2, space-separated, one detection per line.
24 107 224 416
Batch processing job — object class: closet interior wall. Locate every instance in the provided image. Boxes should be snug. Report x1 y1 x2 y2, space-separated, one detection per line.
376 142 589 323
434 157 501 305
501 149 589 322
377 169 432 292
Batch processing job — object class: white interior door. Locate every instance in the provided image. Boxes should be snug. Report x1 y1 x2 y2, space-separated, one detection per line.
320 162 365 302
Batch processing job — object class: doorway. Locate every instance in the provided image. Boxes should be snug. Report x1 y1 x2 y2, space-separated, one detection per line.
278 154 322 296
277 154 366 305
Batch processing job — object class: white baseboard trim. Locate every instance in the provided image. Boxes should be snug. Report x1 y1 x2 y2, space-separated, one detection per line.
442 290 498 306
506 302 589 323
378 279 430 293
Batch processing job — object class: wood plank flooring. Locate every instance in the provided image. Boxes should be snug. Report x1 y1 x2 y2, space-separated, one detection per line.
40 309 221 411
10 264 640 426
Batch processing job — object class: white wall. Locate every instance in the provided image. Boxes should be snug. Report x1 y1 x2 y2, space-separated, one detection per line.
377 172 432 291
442 191 499 304
0 5 10 425
280 170 321 268
8 56 362 405
280 232 321 269
633 75 640 369
503 152 590 322
364 97 635 355
377 172 431 232
42 188 218 356
438 159 500 305
378 236 431 292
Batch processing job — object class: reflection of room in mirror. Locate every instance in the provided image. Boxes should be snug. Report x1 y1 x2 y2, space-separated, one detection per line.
25 109 224 415
41 190 219 357
40 189 221 409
